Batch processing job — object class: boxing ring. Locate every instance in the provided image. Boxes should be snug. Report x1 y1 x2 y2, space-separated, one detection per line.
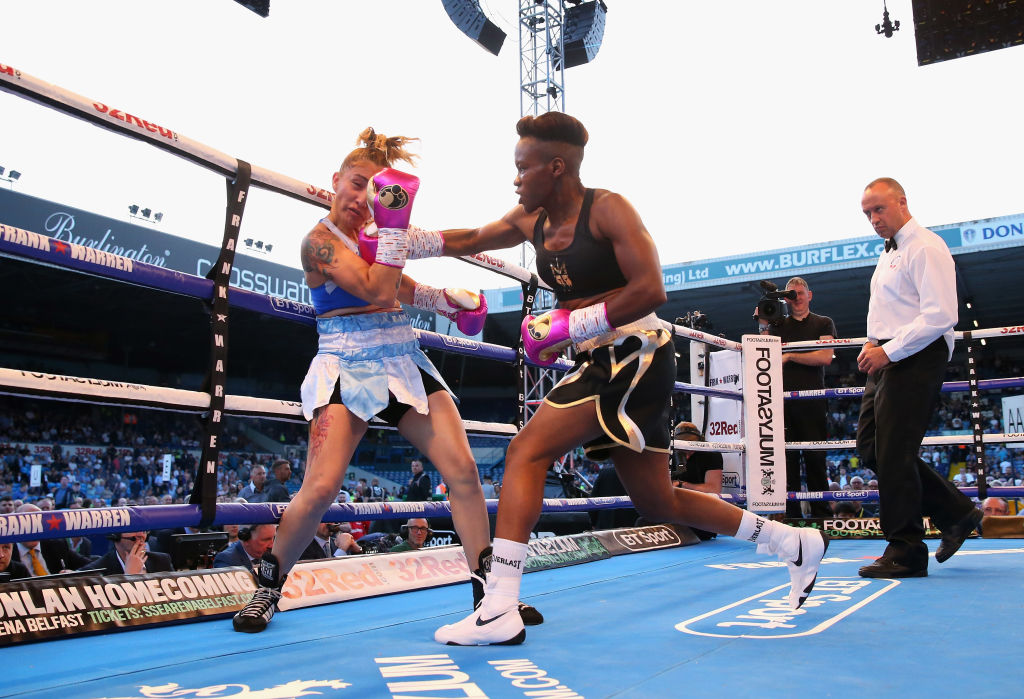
3 62 1024 698
4 538 1024 698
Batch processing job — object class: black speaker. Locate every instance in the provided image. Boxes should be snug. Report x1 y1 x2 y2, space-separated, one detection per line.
563 1 608 69
234 0 269 18
911 0 1024 66
441 0 507 56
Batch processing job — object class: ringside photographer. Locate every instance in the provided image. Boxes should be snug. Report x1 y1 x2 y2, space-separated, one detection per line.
755 277 836 518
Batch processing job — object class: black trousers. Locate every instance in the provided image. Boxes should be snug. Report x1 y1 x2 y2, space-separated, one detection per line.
784 399 830 518
856 337 974 567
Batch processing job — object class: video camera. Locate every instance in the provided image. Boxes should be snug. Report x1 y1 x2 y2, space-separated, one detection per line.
675 310 712 332
755 280 797 327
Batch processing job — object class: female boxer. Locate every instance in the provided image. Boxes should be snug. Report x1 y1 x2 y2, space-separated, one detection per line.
233 128 498 632
422 112 829 645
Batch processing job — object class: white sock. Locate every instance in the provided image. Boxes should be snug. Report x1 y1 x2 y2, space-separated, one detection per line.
481 538 527 615
736 511 797 559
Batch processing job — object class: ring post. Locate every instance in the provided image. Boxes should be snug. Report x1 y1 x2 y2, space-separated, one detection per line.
741 334 786 513
516 273 540 430
190 159 252 526
964 331 988 499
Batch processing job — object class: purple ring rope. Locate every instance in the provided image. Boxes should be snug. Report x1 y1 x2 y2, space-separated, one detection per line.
784 375 1024 400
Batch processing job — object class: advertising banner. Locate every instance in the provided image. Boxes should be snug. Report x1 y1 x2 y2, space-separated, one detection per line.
789 516 943 539
741 334 786 513
524 534 609 571
0 568 253 646
705 349 744 498
593 524 699 555
1001 395 1024 447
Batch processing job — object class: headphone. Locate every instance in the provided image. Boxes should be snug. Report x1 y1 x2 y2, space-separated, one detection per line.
238 526 252 541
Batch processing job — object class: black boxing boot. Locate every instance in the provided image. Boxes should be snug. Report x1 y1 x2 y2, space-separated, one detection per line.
233 552 286 633
474 546 543 626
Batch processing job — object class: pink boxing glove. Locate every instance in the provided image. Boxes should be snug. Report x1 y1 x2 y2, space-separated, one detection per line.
411 285 489 336
521 303 615 366
367 168 420 231
521 310 572 366
442 288 488 336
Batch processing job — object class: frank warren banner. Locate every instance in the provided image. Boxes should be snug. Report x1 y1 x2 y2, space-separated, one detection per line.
0 187 309 303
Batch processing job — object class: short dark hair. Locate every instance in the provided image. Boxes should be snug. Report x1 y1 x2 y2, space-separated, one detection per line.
834 502 861 516
516 111 588 147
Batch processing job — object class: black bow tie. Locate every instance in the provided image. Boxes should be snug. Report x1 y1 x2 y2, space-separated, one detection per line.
885 238 898 253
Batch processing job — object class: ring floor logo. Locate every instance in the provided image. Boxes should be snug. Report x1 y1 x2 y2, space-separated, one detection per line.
675 578 899 639
97 679 351 698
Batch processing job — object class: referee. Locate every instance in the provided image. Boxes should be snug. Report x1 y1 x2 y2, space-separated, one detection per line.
856 177 980 578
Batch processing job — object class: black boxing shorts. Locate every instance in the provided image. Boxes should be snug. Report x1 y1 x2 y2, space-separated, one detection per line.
544 328 675 461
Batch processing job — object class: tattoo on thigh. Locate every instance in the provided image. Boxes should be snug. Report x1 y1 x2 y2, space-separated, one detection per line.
309 408 334 463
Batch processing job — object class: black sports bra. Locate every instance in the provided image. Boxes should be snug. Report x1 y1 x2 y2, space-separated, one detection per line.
533 189 627 301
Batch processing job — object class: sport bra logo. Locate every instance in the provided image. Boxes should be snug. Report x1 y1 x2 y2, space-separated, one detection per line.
550 258 573 291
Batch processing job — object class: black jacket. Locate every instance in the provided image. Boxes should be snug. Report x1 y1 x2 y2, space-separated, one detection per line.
12 539 92 574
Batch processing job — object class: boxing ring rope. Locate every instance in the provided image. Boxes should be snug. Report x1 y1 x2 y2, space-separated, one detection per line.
784 376 1024 400
0 498 643 545
7 482 1024 545
0 62 548 289
781 325 1024 350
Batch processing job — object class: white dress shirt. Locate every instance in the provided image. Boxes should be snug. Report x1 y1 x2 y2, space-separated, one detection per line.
867 217 957 362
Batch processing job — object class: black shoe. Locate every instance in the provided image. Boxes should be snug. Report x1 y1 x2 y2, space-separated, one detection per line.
475 547 544 626
233 552 286 633
858 558 928 578
233 585 283 633
935 508 983 563
518 602 544 625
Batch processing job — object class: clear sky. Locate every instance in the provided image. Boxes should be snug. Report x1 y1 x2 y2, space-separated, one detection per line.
1 1 1021 291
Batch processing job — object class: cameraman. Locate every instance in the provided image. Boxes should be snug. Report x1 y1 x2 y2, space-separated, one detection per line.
757 277 836 519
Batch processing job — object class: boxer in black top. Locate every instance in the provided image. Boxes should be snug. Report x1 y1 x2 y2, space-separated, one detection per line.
416 112 828 645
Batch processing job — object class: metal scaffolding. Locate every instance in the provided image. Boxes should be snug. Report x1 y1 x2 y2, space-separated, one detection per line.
517 0 566 427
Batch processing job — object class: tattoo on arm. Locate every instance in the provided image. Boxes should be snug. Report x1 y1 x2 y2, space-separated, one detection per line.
302 234 337 274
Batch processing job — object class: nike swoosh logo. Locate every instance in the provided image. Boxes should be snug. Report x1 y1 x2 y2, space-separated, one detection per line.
476 611 510 627
794 539 803 567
